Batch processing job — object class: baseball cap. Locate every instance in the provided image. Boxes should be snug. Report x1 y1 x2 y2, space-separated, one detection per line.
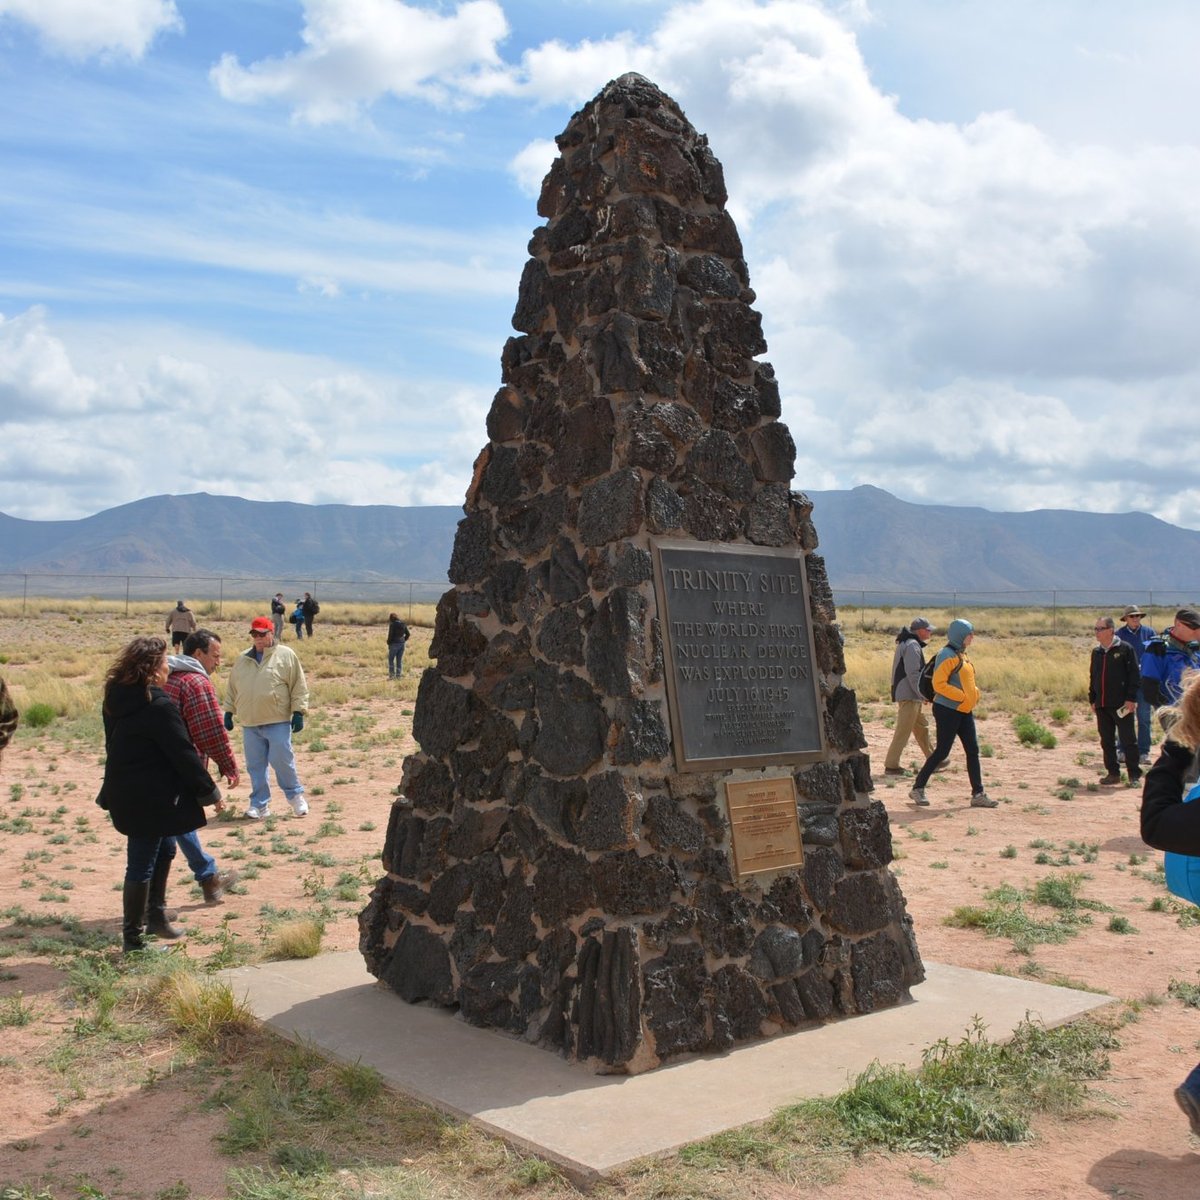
910 616 933 631
249 616 273 633
1120 605 1146 619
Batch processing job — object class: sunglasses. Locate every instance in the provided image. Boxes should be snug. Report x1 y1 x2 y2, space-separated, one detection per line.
250 630 270 638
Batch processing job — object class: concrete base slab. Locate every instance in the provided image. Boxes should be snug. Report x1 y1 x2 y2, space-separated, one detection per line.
222 952 1113 1180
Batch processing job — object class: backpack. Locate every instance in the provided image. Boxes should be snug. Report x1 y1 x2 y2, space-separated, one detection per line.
1165 782 1200 907
918 648 962 702
311 600 320 614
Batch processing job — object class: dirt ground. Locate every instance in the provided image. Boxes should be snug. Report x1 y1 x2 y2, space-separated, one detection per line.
1 679 1199 1198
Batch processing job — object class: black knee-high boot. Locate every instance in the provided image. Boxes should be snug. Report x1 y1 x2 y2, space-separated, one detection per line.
145 860 183 940
122 881 151 953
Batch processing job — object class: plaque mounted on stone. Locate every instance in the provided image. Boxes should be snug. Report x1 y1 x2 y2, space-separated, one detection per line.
360 72 924 1075
725 776 804 879
652 539 824 771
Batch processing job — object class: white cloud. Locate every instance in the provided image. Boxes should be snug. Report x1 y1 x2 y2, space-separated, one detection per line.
507 138 557 198
0 308 483 520
0 0 180 60
210 0 513 124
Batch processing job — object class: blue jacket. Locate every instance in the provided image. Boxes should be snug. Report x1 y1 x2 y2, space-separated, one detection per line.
1140 634 1200 707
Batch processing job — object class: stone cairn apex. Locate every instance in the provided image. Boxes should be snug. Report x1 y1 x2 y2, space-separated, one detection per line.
360 73 923 1073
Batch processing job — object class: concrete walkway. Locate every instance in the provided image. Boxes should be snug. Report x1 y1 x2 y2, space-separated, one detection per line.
222 952 1113 1181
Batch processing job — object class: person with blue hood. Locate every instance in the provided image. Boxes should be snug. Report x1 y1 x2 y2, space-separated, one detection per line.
908 618 996 808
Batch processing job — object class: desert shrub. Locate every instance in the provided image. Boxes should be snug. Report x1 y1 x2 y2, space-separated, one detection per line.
23 702 56 728
1013 713 1056 749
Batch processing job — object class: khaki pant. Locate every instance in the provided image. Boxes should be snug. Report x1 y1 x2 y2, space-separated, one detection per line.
884 699 932 769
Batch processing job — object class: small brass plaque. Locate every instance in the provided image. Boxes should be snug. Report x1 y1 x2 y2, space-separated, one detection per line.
725 777 804 879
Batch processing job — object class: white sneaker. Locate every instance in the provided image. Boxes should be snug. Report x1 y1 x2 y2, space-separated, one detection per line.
288 796 309 817
245 805 270 820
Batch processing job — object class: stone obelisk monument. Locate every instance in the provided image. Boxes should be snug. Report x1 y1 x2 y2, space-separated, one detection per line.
360 73 922 1073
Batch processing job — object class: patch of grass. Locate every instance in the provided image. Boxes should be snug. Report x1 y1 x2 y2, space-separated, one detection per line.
23 702 57 728
945 874 1107 952
1000 845 1017 859
1106 916 1136 934
263 919 324 960
0 991 36 1026
1169 979 1200 1008
1013 713 1056 749
687 1018 1118 1165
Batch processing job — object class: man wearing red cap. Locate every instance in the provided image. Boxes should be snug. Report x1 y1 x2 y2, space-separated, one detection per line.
224 616 309 820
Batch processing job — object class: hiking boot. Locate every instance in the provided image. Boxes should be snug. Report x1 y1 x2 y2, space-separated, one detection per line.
1176 1086 1200 1138
909 787 929 806
1140 755 1153 767
288 795 309 817
200 870 240 905
883 767 907 777
970 791 998 808
1098 774 1123 786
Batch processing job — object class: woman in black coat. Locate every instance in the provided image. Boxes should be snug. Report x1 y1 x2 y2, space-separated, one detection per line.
1140 669 1200 1136
97 636 222 951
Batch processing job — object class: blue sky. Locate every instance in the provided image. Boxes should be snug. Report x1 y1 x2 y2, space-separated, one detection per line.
2 1 1199 528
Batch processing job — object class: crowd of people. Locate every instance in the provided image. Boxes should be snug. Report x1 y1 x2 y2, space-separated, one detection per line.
0 590 420 957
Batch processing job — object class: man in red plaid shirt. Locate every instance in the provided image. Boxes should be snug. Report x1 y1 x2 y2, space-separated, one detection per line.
163 629 241 904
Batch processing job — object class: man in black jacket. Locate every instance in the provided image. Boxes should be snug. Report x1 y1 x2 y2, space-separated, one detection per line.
1089 615 1141 785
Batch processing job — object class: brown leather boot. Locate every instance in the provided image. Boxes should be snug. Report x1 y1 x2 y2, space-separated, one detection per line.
200 870 239 905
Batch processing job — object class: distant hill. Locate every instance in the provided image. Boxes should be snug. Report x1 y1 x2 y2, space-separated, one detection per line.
2 486 1200 598
0 493 462 583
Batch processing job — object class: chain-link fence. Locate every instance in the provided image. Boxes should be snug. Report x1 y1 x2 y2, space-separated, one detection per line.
0 573 449 618
3 574 1197 634
834 588 1200 636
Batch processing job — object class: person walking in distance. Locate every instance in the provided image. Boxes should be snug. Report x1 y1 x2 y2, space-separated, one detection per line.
163 629 242 903
302 592 319 638
164 600 197 651
908 618 995 808
270 593 286 641
224 617 309 820
387 612 410 679
882 617 934 777
1089 616 1142 787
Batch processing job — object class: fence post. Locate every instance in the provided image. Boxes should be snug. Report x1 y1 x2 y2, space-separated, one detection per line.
860 590 866 629
1052 590 1057 636
125 577 130 617
953 592 958 619
22 574 27 615
408 581 414 622
219 577 225 618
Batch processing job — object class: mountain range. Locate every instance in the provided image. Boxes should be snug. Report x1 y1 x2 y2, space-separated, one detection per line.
1 486 1199 600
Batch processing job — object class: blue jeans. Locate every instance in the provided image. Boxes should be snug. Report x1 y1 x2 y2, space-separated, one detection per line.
174 830 217 882
913 704 984 794
125 835 176 884
388 643 406 677
243 721 304 813
1135 694 1153 757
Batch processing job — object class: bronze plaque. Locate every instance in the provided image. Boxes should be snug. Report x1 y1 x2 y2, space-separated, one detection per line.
725 777 804 878
651 539 826 771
